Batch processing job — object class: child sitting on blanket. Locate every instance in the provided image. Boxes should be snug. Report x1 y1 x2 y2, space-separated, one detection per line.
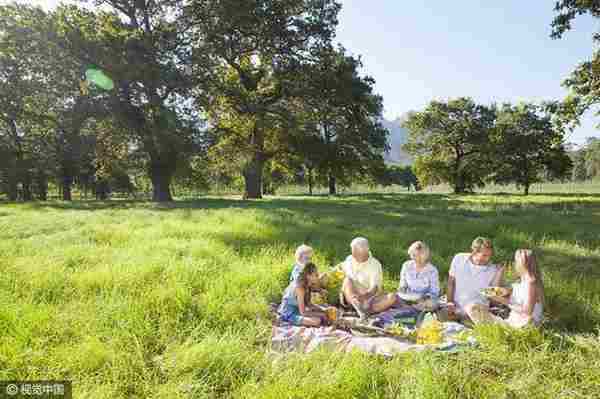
290 244 328 301
278 263 329 327
290 244 313 282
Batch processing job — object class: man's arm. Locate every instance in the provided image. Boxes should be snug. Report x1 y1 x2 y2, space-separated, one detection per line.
447 275 456 304
342 277 359 303
367 285 381 297
375 261 384 296
296 286 307 315
492 265 506 287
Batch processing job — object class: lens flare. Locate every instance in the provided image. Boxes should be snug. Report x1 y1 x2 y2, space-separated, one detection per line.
85 68 114 90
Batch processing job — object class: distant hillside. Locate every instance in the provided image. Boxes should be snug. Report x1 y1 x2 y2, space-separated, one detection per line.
382 117 413 165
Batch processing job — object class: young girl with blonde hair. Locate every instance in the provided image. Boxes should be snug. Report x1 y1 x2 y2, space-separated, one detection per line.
472 249 545 328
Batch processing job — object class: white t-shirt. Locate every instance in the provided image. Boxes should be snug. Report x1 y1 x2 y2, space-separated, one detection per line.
449 253 499 311
342 253 383 293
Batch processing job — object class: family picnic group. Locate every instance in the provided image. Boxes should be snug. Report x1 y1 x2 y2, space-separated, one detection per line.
278 236 544 329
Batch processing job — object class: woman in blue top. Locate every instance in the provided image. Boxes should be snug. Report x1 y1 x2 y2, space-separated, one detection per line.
278 263 328 327
398 241 440 307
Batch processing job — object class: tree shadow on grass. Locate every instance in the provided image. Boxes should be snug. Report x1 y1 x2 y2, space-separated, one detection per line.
19 194 507 219
528 192 600 199
20 192 600 221
543 294 600 335
18 195 600 334
538 247 600 334
22 194 598 261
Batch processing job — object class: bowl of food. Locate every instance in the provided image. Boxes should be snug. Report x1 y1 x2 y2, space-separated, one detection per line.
480 286 510 298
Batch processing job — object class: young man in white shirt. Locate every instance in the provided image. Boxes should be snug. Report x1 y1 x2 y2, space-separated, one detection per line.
446 237 505 321
341 237 397 319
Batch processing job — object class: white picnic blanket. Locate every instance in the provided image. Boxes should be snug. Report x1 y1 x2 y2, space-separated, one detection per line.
270 321 474 357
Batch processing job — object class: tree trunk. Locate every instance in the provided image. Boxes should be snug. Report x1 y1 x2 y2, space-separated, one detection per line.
328 173 336 195
35 173 48 201
7 121 21 201
523 160 530 196
62 175 73 201
7 177 17 201
243 155 263 199
453 153 466 194
22 171 33 201
243 119 265 200
454 173 466 194
308 167 313 196
150 168 174 202
7 164 18 201
95 179 110 200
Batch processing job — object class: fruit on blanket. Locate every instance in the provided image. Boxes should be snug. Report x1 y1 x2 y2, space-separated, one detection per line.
417 319 443 345
311 292 325 304
385 323 417 341
322 266 345 289
319 265 345 304
481 286 508 297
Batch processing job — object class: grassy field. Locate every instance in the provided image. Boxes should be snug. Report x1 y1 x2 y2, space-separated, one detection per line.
1 193 599 398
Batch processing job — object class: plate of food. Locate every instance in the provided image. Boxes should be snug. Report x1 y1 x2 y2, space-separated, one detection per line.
480 286 510 298
397 291 424 303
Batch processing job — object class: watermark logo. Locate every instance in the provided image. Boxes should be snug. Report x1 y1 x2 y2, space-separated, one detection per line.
1 381 71 398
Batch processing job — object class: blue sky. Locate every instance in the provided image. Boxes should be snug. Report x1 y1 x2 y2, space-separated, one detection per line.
336 1 600 145
7 0 600 144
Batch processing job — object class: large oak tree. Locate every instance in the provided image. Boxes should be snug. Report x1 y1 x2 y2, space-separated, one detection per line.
491 103 572 195
402 97 495 194
185 0 341 198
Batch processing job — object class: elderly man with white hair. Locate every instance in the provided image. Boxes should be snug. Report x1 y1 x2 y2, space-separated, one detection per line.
341 237 397 319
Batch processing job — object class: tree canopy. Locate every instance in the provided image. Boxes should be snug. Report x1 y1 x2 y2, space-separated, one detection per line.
402 97 495 194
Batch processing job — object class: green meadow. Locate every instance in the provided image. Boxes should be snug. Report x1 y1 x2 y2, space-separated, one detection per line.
1 193 600 398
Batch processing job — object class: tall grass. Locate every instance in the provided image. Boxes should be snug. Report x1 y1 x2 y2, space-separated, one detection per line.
1 193 599 398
